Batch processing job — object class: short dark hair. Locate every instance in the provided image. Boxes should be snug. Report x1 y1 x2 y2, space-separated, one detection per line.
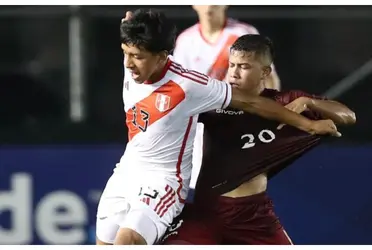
230 34 274 65
120 9 177 54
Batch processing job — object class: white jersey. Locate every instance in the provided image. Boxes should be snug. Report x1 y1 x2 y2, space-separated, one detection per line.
173 18 259 80
96 57 232 244
117 57 232 202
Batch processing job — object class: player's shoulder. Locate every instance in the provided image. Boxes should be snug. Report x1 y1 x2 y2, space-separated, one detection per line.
263 89 312 105
225 18 259 36
175 23 199 45
168 60 210 88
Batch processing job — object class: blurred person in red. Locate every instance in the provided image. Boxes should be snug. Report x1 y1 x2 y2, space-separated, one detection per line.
161 34 356 245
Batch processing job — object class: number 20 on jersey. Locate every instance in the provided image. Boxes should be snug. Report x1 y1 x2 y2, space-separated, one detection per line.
241 129 276 149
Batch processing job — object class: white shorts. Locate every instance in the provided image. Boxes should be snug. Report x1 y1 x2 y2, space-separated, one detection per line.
96 171 185 245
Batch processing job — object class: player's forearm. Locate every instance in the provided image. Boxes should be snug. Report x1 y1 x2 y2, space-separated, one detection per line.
307 99 356 125
230 90 316 134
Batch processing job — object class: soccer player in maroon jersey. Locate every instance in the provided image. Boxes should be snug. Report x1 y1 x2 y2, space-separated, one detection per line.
161 34 356 245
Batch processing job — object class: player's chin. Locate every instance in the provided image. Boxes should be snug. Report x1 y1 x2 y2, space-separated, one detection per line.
230 83 240 89
132 73 142 82
228 80 239 88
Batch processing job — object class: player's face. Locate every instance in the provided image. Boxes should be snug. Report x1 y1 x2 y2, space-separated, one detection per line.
228 50 271 94
122 43 166 83
192 5 228 20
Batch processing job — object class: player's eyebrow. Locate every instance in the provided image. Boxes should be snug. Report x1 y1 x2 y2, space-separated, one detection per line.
237 63 251 66
124 51 141 56
229 62 250 66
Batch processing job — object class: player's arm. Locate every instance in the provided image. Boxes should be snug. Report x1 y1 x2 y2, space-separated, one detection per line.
283 90 356 125
229 87 337 135
297 97 356 125
185 76 339 136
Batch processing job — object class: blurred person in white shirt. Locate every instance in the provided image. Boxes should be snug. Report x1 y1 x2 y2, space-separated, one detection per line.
173 5 280 90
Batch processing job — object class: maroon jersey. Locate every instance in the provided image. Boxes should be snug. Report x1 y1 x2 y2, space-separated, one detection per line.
195 89 326 198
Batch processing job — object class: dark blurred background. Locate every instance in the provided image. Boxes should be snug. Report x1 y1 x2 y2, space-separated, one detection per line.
1 5 372 144
0 5 371 245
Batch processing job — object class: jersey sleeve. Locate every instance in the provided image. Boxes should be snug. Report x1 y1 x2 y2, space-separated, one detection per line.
287 90 327 101
282 90 327 120
184 77 232 116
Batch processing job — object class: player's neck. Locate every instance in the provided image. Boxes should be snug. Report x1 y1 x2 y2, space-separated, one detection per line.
199 16 226 42
256 83 266 95
248 84 265 96
147 60 169 83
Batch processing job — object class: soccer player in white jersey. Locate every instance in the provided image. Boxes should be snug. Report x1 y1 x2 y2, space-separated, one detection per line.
173 5 280 90
95 9 341 246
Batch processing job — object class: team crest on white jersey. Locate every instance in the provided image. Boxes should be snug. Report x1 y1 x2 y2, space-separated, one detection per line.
155 93 171 112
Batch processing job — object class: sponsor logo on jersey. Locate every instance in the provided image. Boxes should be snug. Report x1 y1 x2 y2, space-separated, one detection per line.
215 109 244 115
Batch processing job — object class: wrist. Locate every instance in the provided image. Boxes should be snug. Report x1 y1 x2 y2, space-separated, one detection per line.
297 117 316 134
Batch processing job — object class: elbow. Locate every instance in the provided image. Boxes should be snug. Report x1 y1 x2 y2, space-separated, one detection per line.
338 111 356 125
346 111 357 125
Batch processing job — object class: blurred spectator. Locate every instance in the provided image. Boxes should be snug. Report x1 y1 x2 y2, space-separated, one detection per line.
173 5 281 90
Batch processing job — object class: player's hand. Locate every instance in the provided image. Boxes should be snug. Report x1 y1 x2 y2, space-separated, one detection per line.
121 11 133 23
308 119 342 137
277 97 310 130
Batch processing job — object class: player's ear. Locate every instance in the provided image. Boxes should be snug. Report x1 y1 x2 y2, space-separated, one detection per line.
261 66 272 79
157 51 168 64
